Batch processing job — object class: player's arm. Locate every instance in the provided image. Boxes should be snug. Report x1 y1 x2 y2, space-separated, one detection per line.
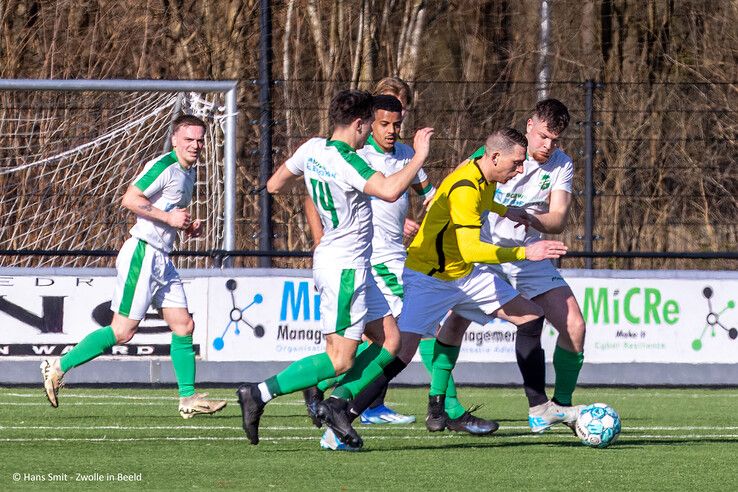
121 185 190 229
449 185 566 263
411 178 436 201
403 177 435 238
525 189 572 234
266 163 302 194
304 195 324 248
363 128 434 202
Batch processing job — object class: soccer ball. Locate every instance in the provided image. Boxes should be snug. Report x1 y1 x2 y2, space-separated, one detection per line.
575 403 621 448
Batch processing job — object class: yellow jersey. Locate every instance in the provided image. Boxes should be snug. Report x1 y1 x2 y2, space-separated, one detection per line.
405 160 526 281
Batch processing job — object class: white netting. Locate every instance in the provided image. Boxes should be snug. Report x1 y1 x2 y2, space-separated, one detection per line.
0 89 227 268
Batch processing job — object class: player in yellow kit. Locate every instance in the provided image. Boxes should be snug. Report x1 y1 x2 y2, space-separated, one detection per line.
336 128 568 444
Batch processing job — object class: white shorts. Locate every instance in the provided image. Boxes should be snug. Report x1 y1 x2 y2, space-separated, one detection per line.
110 237 188 320
480 259 569 299
371 258 405 318
398 265 519 337
314 267 390 341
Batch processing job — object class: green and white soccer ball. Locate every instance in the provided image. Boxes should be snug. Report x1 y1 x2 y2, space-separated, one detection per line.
575 403 621 448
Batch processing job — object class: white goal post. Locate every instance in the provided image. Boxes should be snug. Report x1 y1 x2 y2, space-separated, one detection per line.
0 79 237 268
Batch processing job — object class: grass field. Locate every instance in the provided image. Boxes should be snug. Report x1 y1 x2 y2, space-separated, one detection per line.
2 386 737 491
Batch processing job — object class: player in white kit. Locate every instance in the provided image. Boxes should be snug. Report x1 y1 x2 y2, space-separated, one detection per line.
236 90 434 449
40 115 226 419
444 98 587 433
303 79 433 426
313 95 439 448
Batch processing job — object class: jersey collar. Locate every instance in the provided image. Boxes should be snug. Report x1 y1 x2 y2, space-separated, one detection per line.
326 139 356 153
367 134 394 154
170 149 192 172
471 158 489 184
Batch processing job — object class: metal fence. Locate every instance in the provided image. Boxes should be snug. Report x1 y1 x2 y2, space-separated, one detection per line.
1 78 735 270
240 78 736 270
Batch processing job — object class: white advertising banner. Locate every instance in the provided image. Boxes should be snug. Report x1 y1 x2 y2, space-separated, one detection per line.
204 275 323 361
460 277 738 363
1 269 736 363
0 273 208 357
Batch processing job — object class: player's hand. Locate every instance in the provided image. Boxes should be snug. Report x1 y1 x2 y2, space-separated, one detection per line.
168 208 191 229
403 217 420 238
422 193 435 210
185 219 203 238
412 127 434 162
524 240 568 261
504 207 532 231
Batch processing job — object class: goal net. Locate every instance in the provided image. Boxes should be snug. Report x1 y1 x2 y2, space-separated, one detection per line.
0 85 231 268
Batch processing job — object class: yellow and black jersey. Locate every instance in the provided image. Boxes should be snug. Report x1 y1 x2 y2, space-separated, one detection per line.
405 160 527 281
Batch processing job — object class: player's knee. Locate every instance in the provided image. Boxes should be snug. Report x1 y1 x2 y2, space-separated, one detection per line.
397 338 419 364
517 315 544 338
113 327 136 344
181 318 195 336
382 332 401 356
331 355 354 375
440 312 470 339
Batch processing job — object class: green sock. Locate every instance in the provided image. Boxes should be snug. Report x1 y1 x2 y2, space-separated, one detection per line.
317 375 341 392
60 326 116 373
429 340 460 397
332 344 394 400
419 338 465 418
316 340 371 391
265 352 336 397
552 345 584 406
171 333 197 398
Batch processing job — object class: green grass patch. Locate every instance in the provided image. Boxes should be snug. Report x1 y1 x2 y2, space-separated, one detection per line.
1 386 737 490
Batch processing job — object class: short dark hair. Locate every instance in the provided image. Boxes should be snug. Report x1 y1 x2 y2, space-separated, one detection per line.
329 90 374 127
485 127 528 154
533 98 570 134
172 114 207 134
372 94 404 114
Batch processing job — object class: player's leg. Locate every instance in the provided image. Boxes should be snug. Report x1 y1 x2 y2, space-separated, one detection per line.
345 268 458 429
531 286 586 432
41 313 138 408
321 267 453 450
342 330 422 428
315 277 398 448
237 267 365 445
41 237 149 407
319 328 411 453
238 333 356 444
509 261 586 430
531 286 585 405
494 294 575 433
162 307 226 419
492 294 546 404
423 268 525 435
157 260 226 418
359 260 415 424
420 323 469 419
329 315 399 401
303 339 373 428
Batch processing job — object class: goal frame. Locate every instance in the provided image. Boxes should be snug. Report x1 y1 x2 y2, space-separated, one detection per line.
0 78 238 261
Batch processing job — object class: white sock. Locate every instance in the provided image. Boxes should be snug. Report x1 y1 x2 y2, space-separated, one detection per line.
257 382 273 403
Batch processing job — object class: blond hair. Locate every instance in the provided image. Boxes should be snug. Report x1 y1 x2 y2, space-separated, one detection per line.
373 77 412 108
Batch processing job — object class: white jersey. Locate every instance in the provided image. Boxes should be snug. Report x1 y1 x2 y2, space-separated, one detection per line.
286 138 377 269
481 149 573 247
358 136 428 264
129 150 195 253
